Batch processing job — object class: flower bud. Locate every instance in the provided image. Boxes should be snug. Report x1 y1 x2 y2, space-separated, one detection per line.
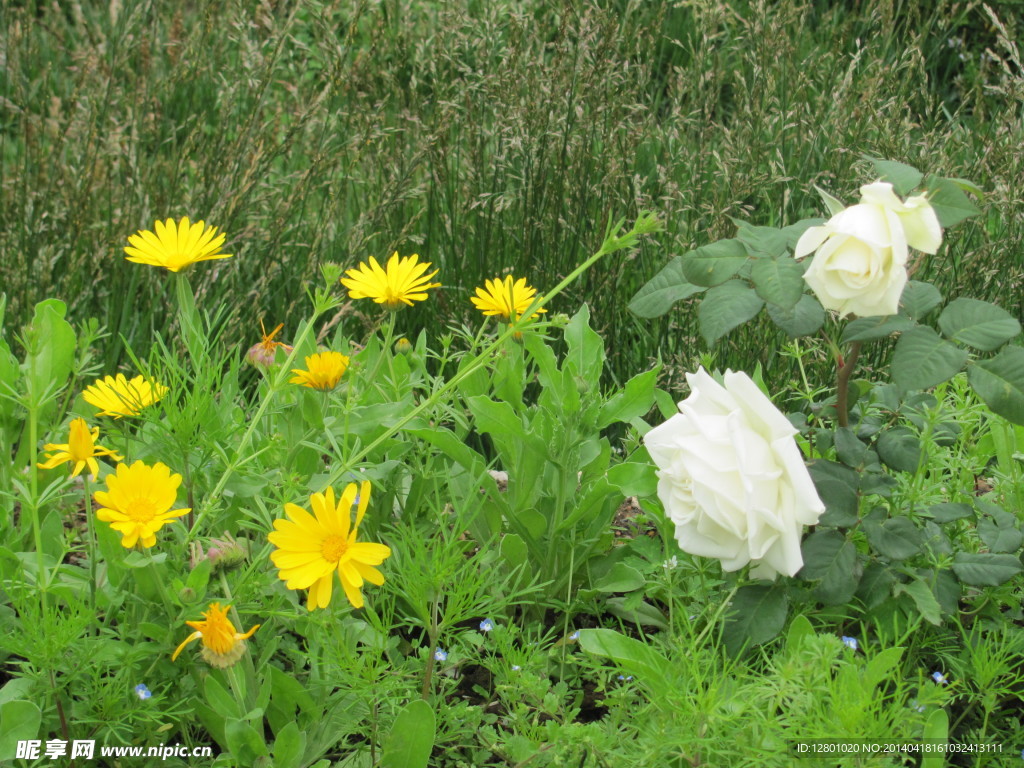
394 337 412 355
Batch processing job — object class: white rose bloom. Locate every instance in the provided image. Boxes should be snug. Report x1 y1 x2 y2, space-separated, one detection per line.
794 181 942 318
644 368 824 579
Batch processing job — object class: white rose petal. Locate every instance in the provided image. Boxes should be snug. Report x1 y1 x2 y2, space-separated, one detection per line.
644 368 824 580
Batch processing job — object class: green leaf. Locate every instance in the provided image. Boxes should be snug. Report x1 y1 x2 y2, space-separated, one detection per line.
875 426 921 473
898 281 942 320
767 293 825 338
750 255 805 309
579 628 672 695
938 298 1021 351
951 553 1023 586
604 598 669 630
799 531 859 604
628 255 704 318
272 722 305 768
921 708 949 768
976 500 1023 553
814 186 847 217
734 221 789 258
967 345 1024 425
0 700 42 760
924 175 981 227
698 280 764 344
833 427 869 468
807 460 859 526
681 238 749 287
380 700 436 768
225 718 270 762
892 327 968 392
841 315 915 344
465 395 524 438
856 563 896 609
499 534 528 570
605 461 658 497
565 304 605 380
863 516 924 560
593 563 646 593
723 584 789 656
866 157 923 195
24 299 76 412
785 614 815 652
598 367 659 428
927 502 972 523
781 218 826 249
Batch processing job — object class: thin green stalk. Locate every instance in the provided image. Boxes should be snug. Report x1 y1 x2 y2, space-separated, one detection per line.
82 475 97 619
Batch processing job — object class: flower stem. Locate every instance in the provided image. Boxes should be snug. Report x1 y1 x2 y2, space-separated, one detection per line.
82 475 98 620
835 341 862 428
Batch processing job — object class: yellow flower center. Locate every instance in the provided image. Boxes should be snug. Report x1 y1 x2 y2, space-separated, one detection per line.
321 534 349 563
125 497 159 522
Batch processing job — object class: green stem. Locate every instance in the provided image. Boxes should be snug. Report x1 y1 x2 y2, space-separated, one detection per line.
82 475 97 621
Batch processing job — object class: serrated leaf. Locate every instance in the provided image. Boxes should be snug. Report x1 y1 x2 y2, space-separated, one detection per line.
893 326 968 392
767 293 825 338
898 281 942 320
723 584 789 656
976 500 1023 553
938 298 1021 351
927 502 973 523
833 427 869 468
750 255 805 309
841 315 915 343
698 280 764 344
734 221 789 258
894 579 941 625
808 460 860 526
876 426 921 473
967 345 1024 426
866 157 923 195
863 516 924 559
381 700 436 768
628 255 704 318
856 563 896 609
924 175 982 227
951 553 1022 586
565 304 605 380
800 531 859 604
598 367 659 428
681 238 749 287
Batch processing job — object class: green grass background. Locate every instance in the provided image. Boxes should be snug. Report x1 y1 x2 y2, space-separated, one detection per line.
2 0 1022 386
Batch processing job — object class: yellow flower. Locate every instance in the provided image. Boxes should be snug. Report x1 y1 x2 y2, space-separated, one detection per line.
82 374 168 418
37 418 122 479
124 217 231 272
269 481 391 610
94 461 190 548
340 252 441 309
171 602 259 668
246 320 293 368
290 351 350 390
471 275 547 322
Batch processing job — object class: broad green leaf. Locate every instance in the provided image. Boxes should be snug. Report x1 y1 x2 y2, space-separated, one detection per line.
734 221 789 258
866 157 923 195
499 534 527 570
628 255 704 318
597 367 659 428
892 327 967 392
605 461 658 496
799 531 859 604
723 584 789 656
681 238 749 287
814 186 847 217
750 255 804 309
593 563 645 593
272 722 305 768
921 708 949 768
0 700 42 760
898 281 942 320
924 175 981 227
767 293 824 338
579 628 672 695
604 598 669 630
841 315 915 344
225 718 269 762
875 426 921 473
856 563 896 609
863 646 907 689
976 500 1023 553
951 553 1022 586
698 280 764 344
863 516 924 560
785 614 815 652
938 298 1021 351
24 299 76 412
380 700 436 768
967 345 1024 425
781 218 826 249
807 460 859 526
927 502 972 523
465 395 524 438
832 427 869 468
565 304 605 380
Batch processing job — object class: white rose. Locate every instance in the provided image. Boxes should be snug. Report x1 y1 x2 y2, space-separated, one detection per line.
644 368 824 579
794 181 942 318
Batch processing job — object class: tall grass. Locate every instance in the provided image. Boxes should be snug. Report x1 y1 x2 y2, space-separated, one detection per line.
2 0 1021 387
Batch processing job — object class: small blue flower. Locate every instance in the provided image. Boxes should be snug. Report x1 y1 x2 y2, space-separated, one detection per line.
909 699 925 713
841 636 858 651
1019 747 1024 760
479 619 494 633
932 671 948 685
569 631 580 641
511 665 521 672
434 648 448 662
134 684 152 700
617 675 633 682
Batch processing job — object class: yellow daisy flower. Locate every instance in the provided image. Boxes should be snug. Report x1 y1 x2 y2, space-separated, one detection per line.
124 217 231 272
269 481 391 610
289 351 350 390
340 252 441 309
246 320 293 368
171 602 260 668
82 374 168 418
471 275 547 322
37 418 122 479
94 461 190 548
